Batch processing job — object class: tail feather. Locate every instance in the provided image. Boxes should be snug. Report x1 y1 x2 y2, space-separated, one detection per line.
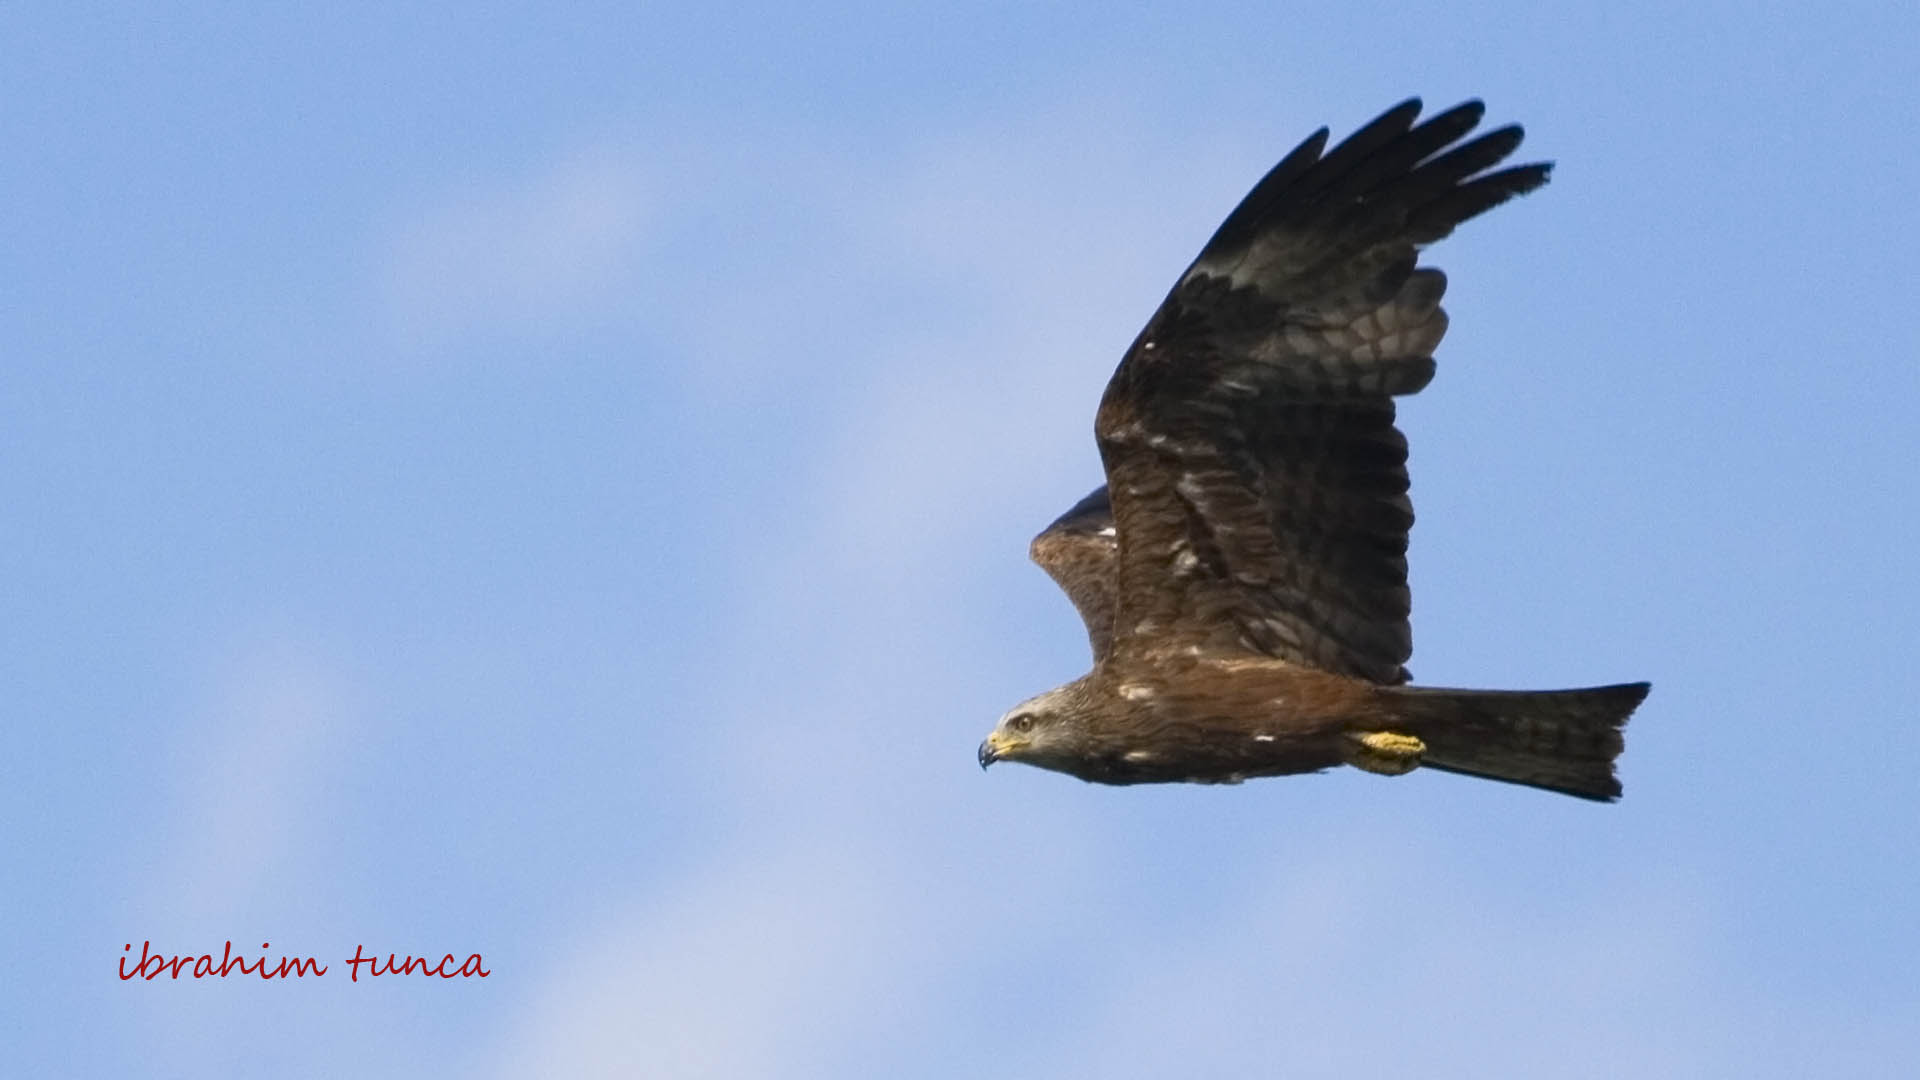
1386 682 1650 801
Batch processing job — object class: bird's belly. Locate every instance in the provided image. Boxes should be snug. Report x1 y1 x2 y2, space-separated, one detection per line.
1082 730 1341 786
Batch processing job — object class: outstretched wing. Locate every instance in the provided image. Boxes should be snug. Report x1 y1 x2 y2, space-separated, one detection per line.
1030 487 1119 659
1097 99 1550 683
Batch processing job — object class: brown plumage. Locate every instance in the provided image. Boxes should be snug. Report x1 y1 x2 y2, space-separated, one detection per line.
981 98 1649 802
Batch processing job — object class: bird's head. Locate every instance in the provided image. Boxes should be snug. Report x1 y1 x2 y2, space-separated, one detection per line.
979 684 1089 772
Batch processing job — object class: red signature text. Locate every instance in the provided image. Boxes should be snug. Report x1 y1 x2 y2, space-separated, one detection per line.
118 941 488 982
345 945 489 982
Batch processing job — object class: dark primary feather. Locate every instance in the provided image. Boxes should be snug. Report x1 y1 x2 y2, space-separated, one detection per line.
1084 98 1549 682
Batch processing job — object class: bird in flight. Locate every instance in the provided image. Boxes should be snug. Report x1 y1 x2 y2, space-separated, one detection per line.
978 99 1648 801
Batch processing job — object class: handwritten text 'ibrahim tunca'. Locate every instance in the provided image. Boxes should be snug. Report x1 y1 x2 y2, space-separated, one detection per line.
120 941 489 982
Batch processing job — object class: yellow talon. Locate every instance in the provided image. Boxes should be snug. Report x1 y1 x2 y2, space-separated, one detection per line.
1346 730 1426 776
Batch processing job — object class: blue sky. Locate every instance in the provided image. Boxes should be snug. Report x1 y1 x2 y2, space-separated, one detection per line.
6 2 1917 1076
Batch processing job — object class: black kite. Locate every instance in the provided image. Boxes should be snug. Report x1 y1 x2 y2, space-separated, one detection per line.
978 99 1648 801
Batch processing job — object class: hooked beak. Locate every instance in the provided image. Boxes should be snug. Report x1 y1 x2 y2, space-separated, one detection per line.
978 730 1028 770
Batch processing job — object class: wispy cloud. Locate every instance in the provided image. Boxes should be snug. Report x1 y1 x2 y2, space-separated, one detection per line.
488 840 918 1079
463 119 1184 1077
378 149 652 345
1014 857 1723 1079
149 639 357 925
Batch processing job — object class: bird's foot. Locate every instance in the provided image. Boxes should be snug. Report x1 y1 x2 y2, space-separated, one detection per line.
1345 730 1426 776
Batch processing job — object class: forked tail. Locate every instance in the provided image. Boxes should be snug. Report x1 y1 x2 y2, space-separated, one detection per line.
1384 682 1651 801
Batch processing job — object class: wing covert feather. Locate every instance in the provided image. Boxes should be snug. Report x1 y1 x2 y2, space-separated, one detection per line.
1029 488 1119 660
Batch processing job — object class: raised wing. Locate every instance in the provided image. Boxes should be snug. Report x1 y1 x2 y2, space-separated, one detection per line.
1096 99 1550 682
1029 487 1118 659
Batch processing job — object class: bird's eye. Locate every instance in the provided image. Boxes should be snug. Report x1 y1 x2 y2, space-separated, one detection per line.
1009 713 1035 734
